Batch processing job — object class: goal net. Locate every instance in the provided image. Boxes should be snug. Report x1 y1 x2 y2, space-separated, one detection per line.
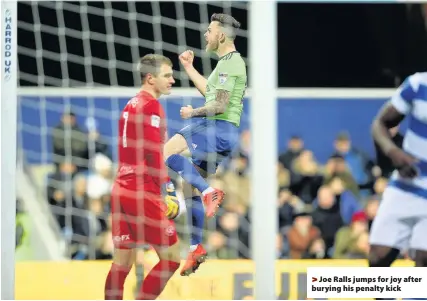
18 1 248 87
15 1 278 300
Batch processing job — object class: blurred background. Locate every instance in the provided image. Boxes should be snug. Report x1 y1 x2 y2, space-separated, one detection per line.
14 1 427 299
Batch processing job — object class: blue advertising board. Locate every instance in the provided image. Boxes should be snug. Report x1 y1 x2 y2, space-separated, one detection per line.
18 90 402 165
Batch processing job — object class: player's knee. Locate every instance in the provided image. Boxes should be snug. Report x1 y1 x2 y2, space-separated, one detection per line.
157 242 181 264
163 134 188 161
368 245 399 267
113 248 135 267
163 142 174 161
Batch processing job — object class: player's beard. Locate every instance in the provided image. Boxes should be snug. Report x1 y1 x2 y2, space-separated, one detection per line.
206 40 219 53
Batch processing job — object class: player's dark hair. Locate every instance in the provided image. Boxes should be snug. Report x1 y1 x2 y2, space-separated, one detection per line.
138 54 173 82
211 13 241 39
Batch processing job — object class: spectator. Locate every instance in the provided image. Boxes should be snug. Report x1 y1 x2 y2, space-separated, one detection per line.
326 176 361 225
96 214 113 259
333 132 376 196
312 186 344 253
221 152 250 215
52 112 112 176
373 177 388 196
348 231 370 259
69 175 93 255
52 111 89 171
85 197 108 251
86 153 113 202
236 212 251 259
333 211 368 259
276 233 288 259
277 162 291 188
43 119 396 261
214 211 243 259
46 161 78 229
48 161 78 191
47 184 67 229
279 135 304 170
72 175 88 209
364 196 380 230
206 231 235 259
324 154 360 198
277 187 306 231
374 126 403 178
287 209 320 259
303 238 327 259
289 150 324 204
16 199 26 249
85 117 112 160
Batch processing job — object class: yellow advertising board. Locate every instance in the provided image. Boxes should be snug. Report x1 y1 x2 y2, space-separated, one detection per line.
15 256 413 300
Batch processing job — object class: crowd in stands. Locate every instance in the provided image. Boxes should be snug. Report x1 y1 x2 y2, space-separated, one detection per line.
44 110 407 261
46 111 114 260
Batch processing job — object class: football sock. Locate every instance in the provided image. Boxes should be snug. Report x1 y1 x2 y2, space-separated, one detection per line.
138 260 180 300
188 195 205 247
104 263 131 300
165 154 210 193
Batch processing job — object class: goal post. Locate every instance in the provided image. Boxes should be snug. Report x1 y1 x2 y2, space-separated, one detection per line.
250 1 278 299
1 0 18 300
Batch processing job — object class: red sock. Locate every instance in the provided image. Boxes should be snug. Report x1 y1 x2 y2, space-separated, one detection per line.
104 263 131 300
138 260 180 300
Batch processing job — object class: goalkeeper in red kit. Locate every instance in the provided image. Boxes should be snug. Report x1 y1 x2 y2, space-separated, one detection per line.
104 54 185 300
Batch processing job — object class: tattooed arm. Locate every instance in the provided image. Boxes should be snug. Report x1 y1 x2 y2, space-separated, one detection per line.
190 90 230 117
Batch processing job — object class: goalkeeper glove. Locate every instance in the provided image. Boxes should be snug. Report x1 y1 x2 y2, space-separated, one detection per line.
163 181 179 219
165 196 179 219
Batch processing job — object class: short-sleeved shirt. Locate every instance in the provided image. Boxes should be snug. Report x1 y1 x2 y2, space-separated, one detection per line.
205 51 247 127
115 90 168 194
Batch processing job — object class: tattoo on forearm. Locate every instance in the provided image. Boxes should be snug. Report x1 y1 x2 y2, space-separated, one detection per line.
190 90 230 117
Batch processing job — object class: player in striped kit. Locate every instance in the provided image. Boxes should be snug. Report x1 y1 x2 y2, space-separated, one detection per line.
369 72 427 280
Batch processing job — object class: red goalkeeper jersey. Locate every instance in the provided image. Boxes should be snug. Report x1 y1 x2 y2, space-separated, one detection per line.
115 90 168 195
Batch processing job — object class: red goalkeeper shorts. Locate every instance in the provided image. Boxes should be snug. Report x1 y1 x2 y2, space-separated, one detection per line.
110 182 178 249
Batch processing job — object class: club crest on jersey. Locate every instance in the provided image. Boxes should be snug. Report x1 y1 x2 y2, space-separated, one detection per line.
218 72 228 85
165 225 175 237
151 115 160 128
128 97 139 108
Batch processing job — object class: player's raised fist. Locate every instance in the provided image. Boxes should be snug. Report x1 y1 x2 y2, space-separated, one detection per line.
180 105 193 119
179 50 194 68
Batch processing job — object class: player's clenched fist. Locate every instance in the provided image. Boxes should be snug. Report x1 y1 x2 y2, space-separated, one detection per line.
388 148 419 178
180 105 193 119
179 50 194 68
